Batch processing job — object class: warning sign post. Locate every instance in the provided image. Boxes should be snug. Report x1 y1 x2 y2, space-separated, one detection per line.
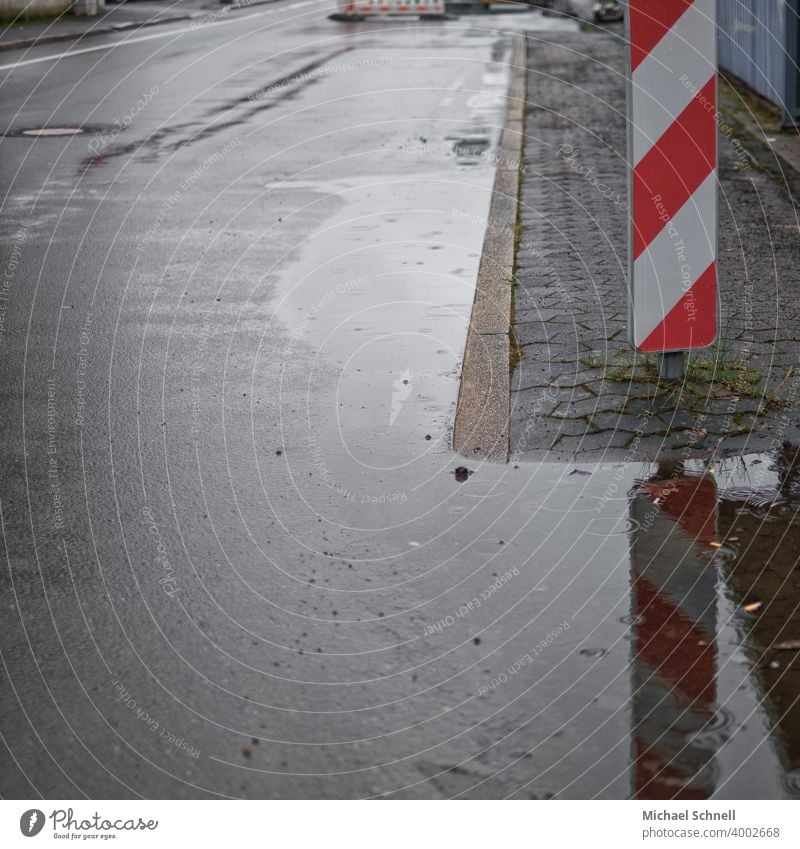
626 0 718 375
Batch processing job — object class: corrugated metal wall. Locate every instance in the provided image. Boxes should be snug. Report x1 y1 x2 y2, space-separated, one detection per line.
718 0 799 126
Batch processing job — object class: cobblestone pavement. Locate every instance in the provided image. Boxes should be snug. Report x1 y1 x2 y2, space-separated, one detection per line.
510 31 800 462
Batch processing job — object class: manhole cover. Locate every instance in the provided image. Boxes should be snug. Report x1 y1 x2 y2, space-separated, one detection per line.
20 127 84 137
2 124 113 139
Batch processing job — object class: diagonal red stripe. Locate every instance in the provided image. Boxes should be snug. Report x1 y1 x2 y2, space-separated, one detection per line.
640 477 718 543
635 738 713 799
633 76 716 259
630 0 696 71
639 261 716 352
635 574 717 706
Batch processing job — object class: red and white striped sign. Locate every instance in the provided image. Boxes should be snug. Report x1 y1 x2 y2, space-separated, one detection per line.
627 0 718 352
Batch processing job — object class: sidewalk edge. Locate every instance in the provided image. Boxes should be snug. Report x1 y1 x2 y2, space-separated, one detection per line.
0 15 195 53
0 0 282 53
452 31 526 463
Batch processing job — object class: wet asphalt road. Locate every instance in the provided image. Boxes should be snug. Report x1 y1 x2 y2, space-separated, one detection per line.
2 3 800 800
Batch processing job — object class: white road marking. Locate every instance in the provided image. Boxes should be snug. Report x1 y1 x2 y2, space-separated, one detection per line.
0 1 316 72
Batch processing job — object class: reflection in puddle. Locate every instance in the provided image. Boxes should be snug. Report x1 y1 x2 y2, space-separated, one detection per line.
628 455 800 799
629 469 719 799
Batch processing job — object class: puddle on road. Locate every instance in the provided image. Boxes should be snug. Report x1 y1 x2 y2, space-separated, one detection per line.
625 454 800 799
414 450 800 799
255 43 512 494
225 439 800 798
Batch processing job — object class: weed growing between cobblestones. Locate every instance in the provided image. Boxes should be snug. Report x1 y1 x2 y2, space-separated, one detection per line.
509 273 522 374
580 344 783 407
686 352 762 398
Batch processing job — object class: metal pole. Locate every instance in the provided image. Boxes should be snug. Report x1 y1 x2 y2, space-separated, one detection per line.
656 351 685 380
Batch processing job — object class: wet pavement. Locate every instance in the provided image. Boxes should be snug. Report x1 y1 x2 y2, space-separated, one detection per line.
1 3 800 800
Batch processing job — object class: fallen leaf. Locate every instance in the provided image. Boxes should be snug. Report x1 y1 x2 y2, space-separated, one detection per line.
772 640 800 651
742 601 762 613
709 541 722 548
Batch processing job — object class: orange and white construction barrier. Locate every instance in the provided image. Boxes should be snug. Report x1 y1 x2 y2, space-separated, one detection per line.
336 0 446 17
